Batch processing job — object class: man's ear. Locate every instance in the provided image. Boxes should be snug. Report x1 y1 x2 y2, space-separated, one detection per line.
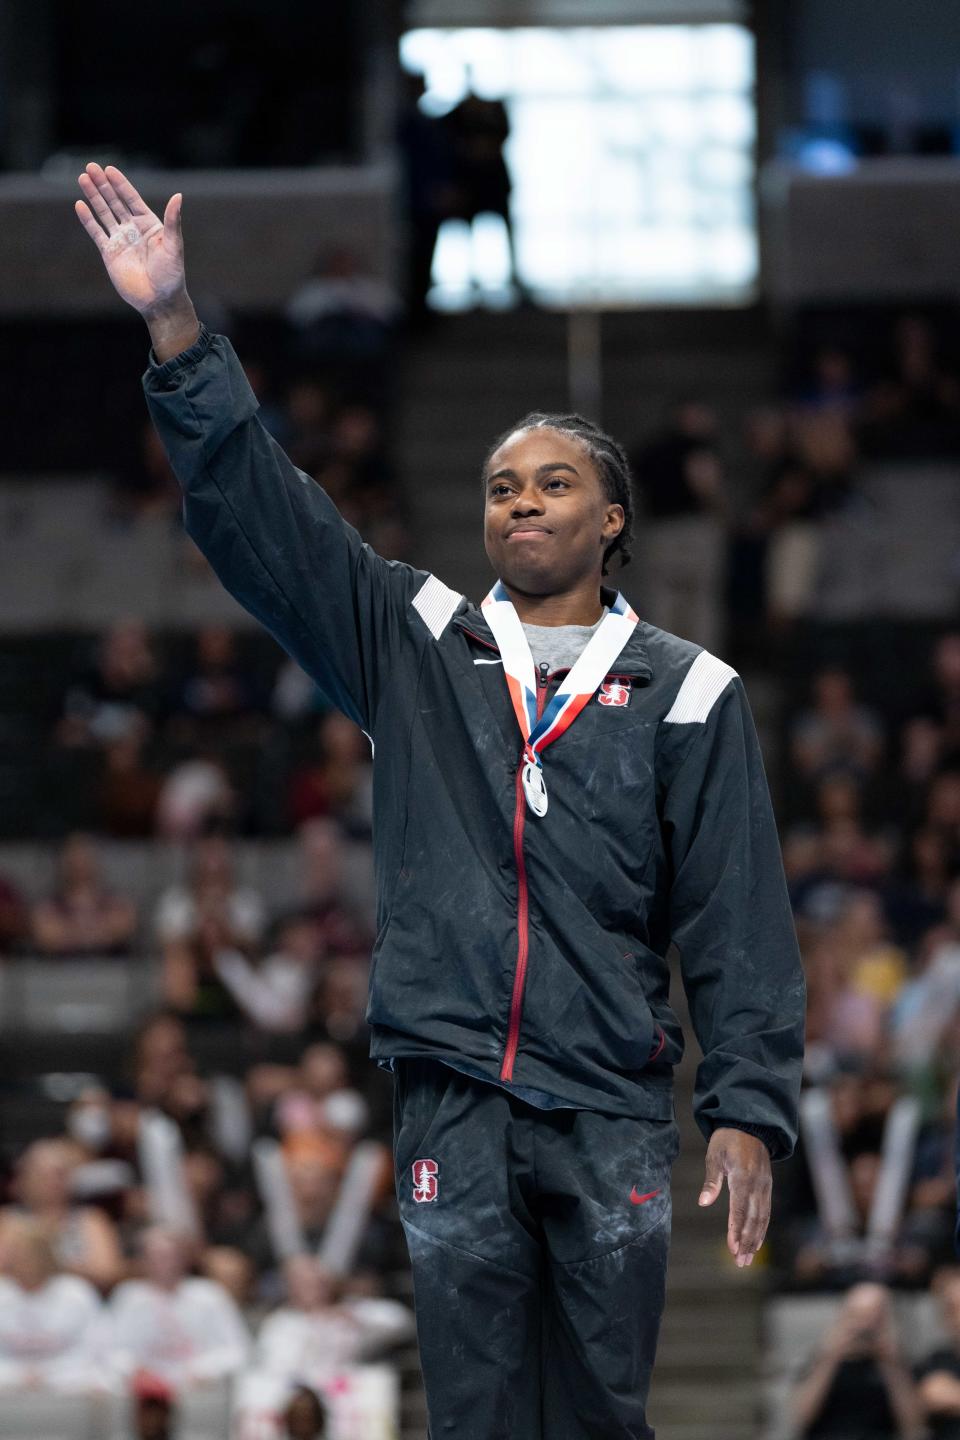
602 503 625 541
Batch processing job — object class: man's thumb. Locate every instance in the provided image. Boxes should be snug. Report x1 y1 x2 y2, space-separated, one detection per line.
164 192 182 240
698 1160 723 1206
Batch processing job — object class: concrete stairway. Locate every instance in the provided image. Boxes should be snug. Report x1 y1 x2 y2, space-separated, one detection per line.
395 307 778 606
646 977 767 1440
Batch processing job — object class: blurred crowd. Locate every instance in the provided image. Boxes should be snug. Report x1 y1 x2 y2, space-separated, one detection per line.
630 308 960 658
755 625 960 1438
1 280 959 1438
0 996 412 1437
113 240 406 557
622 307 960 1438
1 619 377 846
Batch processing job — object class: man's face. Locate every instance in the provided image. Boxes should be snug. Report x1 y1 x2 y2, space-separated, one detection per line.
482 428 622 597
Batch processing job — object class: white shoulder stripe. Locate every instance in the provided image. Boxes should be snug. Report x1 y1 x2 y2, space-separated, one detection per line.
663 650 738 724
411 574 463 640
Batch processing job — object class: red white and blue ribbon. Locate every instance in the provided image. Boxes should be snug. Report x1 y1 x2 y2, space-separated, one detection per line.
481 581 638 817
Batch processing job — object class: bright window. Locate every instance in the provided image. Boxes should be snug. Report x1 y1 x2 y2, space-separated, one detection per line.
400 25 757 308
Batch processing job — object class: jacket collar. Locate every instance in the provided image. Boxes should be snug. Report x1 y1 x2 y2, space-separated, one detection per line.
452 585 654 681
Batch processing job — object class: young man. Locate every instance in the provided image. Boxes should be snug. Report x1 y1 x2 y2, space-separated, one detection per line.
75 163 806 1440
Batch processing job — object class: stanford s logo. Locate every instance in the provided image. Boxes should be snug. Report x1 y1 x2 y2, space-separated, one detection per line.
412 1157 439 1203
598 679 631 708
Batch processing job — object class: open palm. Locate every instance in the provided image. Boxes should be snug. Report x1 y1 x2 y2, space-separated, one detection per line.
75 162 185 314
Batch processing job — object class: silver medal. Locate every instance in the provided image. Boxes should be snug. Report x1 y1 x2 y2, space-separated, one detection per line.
522 759 548 818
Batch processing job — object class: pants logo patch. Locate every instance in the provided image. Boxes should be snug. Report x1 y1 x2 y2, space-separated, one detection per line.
598 679 631 708
629 1185 661 1206
413 1157 439 1203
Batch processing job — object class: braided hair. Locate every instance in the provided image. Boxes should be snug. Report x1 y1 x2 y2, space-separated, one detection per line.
482 412 635 575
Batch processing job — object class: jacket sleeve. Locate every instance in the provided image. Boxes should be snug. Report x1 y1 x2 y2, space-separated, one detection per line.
661 672 806 1162
142 323 427 732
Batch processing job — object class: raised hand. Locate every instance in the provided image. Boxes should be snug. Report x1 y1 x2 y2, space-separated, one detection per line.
75 162 186 315
75 162 199 361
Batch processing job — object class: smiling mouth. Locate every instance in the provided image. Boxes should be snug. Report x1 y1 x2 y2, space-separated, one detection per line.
507 528 552 539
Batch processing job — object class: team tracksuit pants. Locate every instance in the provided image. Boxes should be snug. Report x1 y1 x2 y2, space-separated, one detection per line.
392 1056 681 1439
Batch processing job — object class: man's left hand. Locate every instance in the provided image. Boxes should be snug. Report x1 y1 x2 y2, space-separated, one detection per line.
697 1127 771 1267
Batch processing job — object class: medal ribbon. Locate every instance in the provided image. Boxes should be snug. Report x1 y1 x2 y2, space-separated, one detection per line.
481 580 638 817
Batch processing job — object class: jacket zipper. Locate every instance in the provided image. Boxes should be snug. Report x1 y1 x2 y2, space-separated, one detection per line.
466 632 656 1078
500 660 549 1081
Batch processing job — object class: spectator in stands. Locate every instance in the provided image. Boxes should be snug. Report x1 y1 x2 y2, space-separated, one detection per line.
757 455 823 627
130 1370 176 1440
890 885 960 1070
273 1043 370 1144
285 245 399 368
0 1217 106 1394
166 625 264 745
315 956 372 1058
0 867 27 952
108 1225 249 1390
305 408 408 565
131 1012 194 1111
234 1257 410 1437
213 916 324 1035
267 1254 410 1378
30 832 138 957
792 409 860 518
285 378 334 476
789 1282 922 1438
154 836 265 1016
915 1265 960 1436
288 711 373 835
201 1246 254 1308
271 658 329 727
925 771 960 870
64 1085 136 1217
917 634 960 763
896 720 949 833
56 619 162 751
630 400 728 653
0 1137 124 1293
887 825 952 948
787 788 897 926
832 890 908 1014
803 931 885 1072
289 818 372 959
283 1143 343 1249
796 345 864 419
862 313 960 461
792 1140 937 1290
155 755 237 840
791 667 886 787
98 729 163 838
282 1387 328 1438
902 1081 959 1255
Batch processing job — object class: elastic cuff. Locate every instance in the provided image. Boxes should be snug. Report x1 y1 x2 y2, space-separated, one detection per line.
711 1120 782 1159
146 319 213 381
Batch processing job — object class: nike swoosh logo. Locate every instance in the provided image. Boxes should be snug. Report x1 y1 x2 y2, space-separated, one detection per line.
630 1186 661 1206
473 657 503 665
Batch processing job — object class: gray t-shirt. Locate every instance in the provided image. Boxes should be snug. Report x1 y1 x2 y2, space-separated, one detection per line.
521 606 609 675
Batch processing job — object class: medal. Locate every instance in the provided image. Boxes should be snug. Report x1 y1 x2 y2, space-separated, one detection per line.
482 581 638 817
521 754 549 817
